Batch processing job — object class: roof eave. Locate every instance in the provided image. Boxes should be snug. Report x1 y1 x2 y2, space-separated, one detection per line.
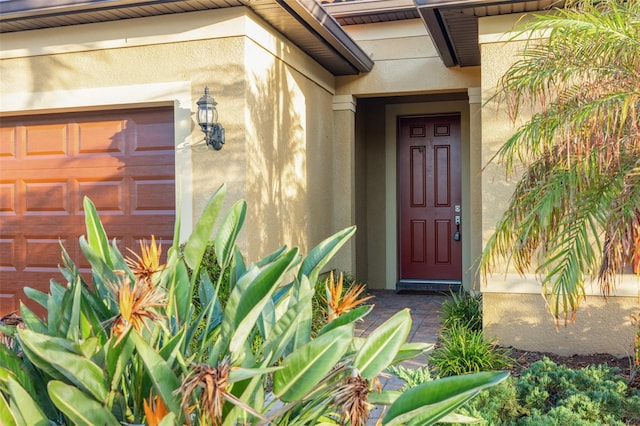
0 0 373 76
279 0 374 73
414 2 457 67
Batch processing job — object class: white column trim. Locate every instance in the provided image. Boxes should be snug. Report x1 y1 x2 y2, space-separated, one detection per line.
333 95 357 112
468 87 481 104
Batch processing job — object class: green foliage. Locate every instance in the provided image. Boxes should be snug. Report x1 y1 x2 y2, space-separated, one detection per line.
430 323 512 377
386 365 433 391
456 358 640 425
193 242 232 309
481 0 640 321
0 185 508 425
440 291 483 332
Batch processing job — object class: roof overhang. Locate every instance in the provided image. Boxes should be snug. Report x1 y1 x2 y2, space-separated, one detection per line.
414 0 564 67
0 0 374 75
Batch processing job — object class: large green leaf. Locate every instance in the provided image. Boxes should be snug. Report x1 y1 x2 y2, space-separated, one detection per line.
79 235 120 300
298 226 356 285
22 287 49 310
353 309 411 379
228 365 283 383
130 331 181 414
215 200 247 269
106 333 135 390
158 327 186 365
7 377 49 426
368 390 401 405
184 184 226 270
317 305 373 336
273 324 353 402
383 371 509 426
167 259 192 325
83 197 113 269
261 294 313 362
17 329 109 402
392 342 434 365
228 248 299 356
19 303 46 334
0 363 57 419
287 276 313 351
0 392 17 426
48 380 119 424
65 276 83 341
0 348 34 396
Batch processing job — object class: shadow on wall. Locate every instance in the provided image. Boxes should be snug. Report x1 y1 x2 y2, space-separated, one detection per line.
246 60 307 259
483 292 638 357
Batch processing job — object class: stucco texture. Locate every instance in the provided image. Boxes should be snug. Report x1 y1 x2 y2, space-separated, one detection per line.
243 40 336 260
484 292 637 357
0 8 339 265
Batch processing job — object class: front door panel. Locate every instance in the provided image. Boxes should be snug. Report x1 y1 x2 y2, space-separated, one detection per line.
398 115 462 282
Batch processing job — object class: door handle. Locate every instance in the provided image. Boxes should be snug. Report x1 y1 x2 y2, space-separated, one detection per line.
454 215 461 241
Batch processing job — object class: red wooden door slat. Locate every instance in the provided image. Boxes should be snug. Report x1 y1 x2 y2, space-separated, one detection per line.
398 115 462 281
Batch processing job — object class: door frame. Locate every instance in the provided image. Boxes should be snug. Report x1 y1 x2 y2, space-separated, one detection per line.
384 100 474 290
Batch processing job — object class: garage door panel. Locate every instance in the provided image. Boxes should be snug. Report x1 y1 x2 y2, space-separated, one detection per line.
78 179 126 213
134 124 175 153
24 237 67 272
25 124 69 156
0 107 175 316
0 238 17 271
0 293 18 315
0 182 17 214
132 178 175 213
78 120 125 155
24 180 70 214
1 127 16 157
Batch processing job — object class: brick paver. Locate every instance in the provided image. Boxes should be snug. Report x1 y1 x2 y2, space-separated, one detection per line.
355 290 447 425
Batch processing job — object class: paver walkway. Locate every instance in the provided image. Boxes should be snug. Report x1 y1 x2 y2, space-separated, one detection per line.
354 290 448 425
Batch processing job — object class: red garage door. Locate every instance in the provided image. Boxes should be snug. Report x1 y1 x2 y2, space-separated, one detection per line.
0 107 175 316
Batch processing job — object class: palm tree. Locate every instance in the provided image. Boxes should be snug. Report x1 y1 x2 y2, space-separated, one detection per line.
480 0 640 324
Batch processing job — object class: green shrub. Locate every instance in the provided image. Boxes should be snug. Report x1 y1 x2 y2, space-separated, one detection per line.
386 365 433 391
195 242 231 307
454 377 527 424
440 290 482 332
455 358 640 425
429 323 512 376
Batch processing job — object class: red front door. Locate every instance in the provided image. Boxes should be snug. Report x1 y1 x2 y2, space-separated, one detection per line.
398 115 462 283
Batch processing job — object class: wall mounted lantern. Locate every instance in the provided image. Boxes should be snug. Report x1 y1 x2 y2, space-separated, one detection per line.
197 87 225 150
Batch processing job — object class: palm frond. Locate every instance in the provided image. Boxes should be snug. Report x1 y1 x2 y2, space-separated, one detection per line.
482 0 639 320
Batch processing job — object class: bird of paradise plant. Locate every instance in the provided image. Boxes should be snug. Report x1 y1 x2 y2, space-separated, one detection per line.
126 235 166 283
0 185 508 426
322 272 374 322
106 271 165 344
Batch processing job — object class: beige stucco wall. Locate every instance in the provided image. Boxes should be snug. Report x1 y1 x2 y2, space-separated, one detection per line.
243 36 336 260
336 20 482 290
484 292 638 357
336 20 479 97
0 7 338 263
479 13 640 355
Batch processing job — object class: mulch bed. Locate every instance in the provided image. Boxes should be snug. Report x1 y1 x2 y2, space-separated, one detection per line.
503 346 640 390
